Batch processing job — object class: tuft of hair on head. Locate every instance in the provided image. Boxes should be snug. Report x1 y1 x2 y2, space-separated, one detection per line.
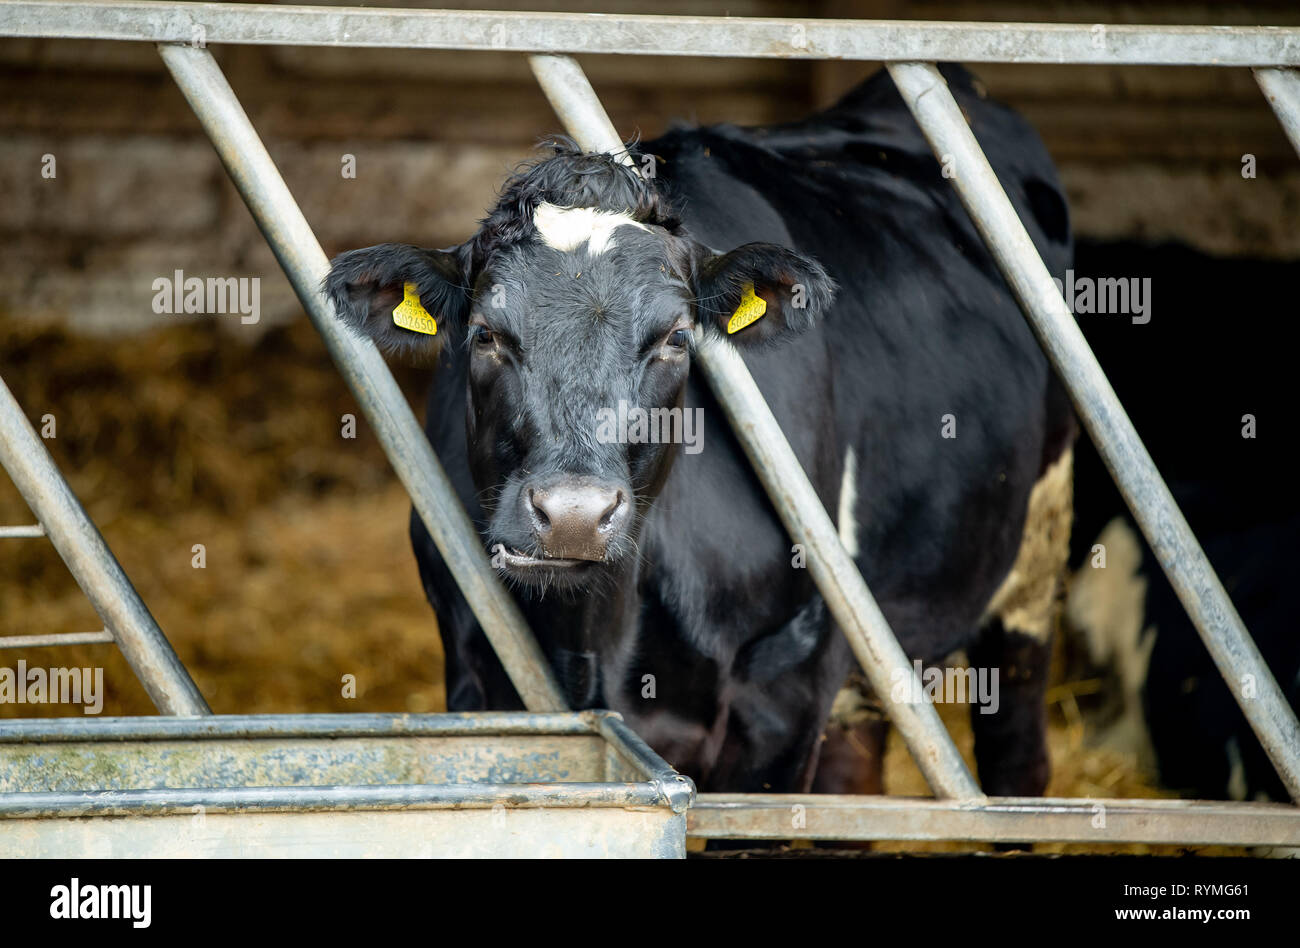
467 136 678 273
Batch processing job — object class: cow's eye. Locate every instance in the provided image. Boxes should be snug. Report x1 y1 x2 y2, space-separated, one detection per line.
470 325 496 348
666 328 691 350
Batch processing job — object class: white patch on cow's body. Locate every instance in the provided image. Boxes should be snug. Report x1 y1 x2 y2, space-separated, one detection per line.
533 202 648 255
1065 515 1157 766
1067 517 1153 694
984 446 1074 644
838 447 859 558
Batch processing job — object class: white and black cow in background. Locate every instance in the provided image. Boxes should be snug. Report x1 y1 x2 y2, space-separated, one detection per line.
325 66 1076 796
1063 240 1299 803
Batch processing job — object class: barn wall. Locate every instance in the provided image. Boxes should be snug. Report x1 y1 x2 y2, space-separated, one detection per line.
0 0 1297 336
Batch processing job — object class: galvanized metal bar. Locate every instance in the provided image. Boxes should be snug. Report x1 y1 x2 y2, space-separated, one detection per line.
529 54 982 802
0 782 668 817
155 43 567 713
3 2 1300 66
597 712 696 813
689 793 1300 846
1255 68 1300 160
0 710 603 742
0 373 208 715
888 61 1300 803
0 630 114 649
530 55 630 158
0 523 43 538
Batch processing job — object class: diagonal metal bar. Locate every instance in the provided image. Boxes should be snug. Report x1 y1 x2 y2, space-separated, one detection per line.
4 2 1300 67
157 42 567 713
888 61 1300 803
529 54 983 801
0 373 209 715
1254 67 1300 160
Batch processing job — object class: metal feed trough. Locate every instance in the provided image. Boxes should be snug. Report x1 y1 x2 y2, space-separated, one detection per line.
0 713 691 858
0 1 1299 855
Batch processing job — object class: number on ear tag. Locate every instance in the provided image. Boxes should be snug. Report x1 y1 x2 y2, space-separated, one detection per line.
392 282 437 335
726 283 766 334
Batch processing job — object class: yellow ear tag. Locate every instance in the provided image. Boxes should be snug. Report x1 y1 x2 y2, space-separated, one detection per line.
391 281 437 336
726 283 767 335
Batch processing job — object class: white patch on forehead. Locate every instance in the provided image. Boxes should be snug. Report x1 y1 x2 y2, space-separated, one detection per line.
533 202 649 256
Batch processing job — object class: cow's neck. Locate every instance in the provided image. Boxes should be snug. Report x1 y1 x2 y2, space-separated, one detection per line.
519 554 642 709
513 388 687 710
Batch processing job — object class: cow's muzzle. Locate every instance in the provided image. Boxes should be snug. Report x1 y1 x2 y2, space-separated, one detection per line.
523 478 628 563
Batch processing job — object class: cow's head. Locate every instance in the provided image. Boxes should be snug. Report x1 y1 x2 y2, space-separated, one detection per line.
325 142 834 591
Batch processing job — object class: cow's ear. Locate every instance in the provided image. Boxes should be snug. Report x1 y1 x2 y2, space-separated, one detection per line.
693 243 835 346
324 243 470 363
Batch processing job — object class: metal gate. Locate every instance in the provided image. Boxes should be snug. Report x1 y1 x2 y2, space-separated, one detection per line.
2 1 1299 849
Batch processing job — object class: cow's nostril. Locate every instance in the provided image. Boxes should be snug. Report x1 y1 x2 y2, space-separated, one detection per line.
599 491 625 532
527 488 551 531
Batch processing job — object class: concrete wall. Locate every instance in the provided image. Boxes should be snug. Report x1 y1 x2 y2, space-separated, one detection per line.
1 0 1297 336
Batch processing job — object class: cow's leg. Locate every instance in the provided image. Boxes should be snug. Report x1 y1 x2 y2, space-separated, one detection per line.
968 619 1053 796
702 603 854 806
811 672 888 795
970 445 1073 797
802 674 887 851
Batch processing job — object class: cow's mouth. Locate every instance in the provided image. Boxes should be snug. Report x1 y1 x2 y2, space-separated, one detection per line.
496 546 589 570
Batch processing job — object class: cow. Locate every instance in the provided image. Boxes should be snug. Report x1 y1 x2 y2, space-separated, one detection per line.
1063 239 1300 803
325 65 1075 797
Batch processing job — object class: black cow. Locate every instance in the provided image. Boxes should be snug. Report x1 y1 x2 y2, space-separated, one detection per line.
326 66 1075 795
